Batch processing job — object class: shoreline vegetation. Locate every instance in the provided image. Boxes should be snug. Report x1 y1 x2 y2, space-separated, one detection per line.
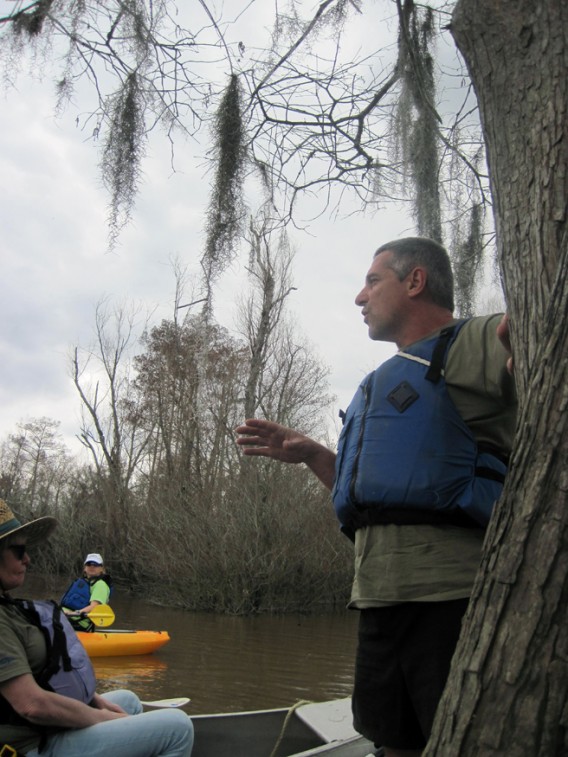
2 307 352 616
23 543 354 615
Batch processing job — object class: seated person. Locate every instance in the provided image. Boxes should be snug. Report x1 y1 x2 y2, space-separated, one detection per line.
61 553 112 631
0 499 193 756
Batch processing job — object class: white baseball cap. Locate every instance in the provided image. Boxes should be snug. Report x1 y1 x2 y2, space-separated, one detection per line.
84 553 103 565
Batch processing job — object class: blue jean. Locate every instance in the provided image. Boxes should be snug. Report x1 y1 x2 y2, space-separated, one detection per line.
26 690 193 757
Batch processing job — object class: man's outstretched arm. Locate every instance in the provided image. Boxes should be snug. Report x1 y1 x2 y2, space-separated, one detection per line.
235 418 337 490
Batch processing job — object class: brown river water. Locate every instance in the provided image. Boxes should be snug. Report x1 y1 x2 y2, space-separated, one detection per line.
24 578 359 716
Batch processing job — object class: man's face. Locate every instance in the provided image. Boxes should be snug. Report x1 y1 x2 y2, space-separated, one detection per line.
355 251 408 343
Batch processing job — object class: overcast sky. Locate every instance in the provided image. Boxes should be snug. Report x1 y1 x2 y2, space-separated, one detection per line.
0 3 428 456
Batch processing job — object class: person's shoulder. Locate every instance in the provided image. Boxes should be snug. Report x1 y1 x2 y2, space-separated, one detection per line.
0 600 27 632
91 577 112 600
0 602 11 623
0 598 18 617
464 313 504 328
449 314 515 395
456 314 504 343
93 576 111 587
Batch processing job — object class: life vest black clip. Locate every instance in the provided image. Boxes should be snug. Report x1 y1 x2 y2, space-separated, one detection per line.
0 744 19 757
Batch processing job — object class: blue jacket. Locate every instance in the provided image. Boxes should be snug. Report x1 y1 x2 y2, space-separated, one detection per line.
332 321 508 539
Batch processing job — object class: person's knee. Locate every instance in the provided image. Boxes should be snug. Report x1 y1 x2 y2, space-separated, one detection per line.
164 710 194 750
106 688 143 715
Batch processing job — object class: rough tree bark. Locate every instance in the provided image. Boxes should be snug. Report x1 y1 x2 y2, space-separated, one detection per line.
425 1 568 755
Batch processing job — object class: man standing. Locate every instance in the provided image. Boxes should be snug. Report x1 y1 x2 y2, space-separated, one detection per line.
236 237 516 757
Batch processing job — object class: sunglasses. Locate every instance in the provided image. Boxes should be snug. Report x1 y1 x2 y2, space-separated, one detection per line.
84 561 101 566
8 544 28 560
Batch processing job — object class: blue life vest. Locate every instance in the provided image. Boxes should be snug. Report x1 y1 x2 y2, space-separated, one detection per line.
60 578 91 610
0 598 97 727
332 321 508 539
60 575 113 611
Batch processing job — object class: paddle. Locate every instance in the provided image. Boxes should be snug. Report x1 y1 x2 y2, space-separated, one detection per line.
87 604 115 627
66 604 115 628
141 697 191 709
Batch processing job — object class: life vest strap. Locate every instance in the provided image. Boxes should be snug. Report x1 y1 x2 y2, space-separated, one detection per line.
475 466 506 484
346 504 482 532
425 325 456 383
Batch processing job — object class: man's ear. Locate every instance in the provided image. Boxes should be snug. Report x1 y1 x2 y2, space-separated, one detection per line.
406 266 428 298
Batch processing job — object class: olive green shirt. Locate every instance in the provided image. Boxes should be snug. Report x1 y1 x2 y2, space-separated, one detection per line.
349 314 517 608
0 602 47 754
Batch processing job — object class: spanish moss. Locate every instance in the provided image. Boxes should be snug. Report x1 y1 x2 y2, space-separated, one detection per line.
203 73 247 299
10 0 54 38
394 0 442 243
452 202 484 317
100 72 146 250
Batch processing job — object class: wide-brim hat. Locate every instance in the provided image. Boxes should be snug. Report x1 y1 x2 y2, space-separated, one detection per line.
0 499 57 547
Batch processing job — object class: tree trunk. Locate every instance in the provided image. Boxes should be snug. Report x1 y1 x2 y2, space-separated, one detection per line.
425 1 568 755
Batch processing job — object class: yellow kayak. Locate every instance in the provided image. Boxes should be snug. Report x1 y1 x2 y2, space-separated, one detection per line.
78 629 171 657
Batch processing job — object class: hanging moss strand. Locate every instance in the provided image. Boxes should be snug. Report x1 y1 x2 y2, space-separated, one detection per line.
203 73 246 288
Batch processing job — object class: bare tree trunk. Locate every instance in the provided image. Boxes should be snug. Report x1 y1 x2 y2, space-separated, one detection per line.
72 300 149 549
242 218 296 420
426 1 568 754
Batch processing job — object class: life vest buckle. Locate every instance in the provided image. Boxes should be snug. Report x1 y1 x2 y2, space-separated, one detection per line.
0 744 19 756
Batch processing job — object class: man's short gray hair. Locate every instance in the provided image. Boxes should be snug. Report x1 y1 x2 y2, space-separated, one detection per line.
374 237 454 311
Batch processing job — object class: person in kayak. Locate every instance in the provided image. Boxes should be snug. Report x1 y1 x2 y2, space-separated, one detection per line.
0 499 194 757
61 553 112 632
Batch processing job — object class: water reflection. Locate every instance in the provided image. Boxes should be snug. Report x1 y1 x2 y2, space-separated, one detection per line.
93 656 168 692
